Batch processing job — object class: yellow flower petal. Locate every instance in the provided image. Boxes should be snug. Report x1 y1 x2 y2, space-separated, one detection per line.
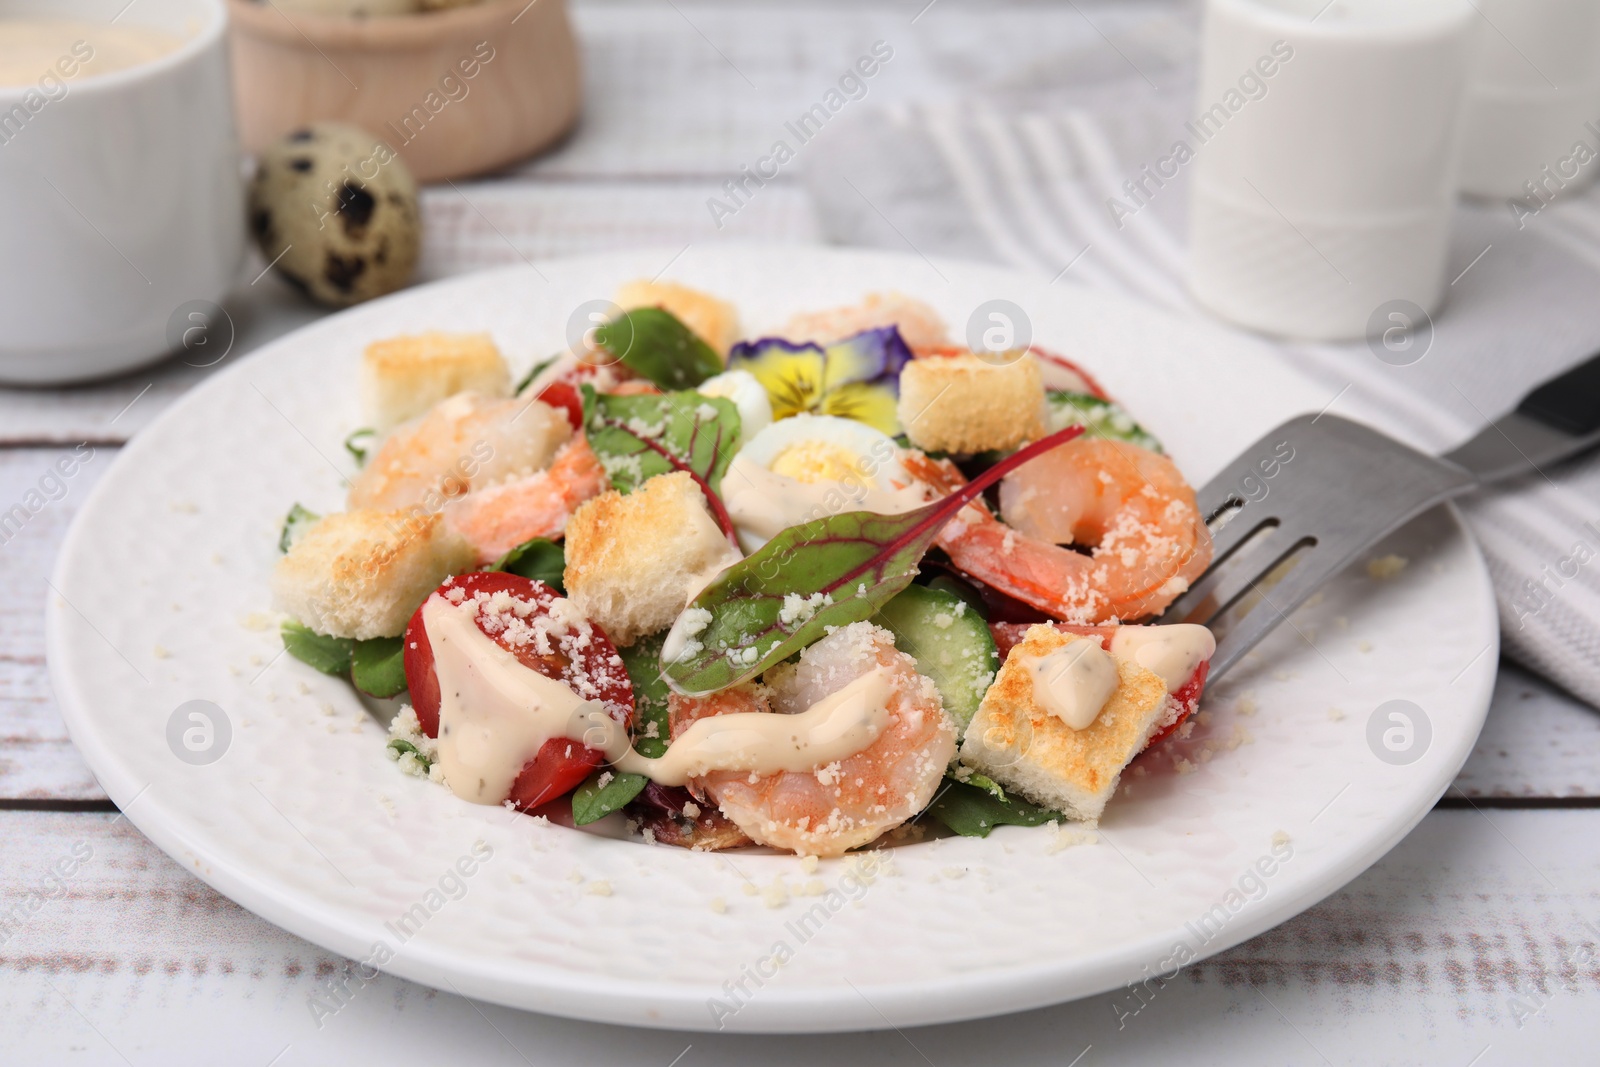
819 381 900 435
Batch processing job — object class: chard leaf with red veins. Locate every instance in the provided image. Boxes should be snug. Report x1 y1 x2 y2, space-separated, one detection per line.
581 385 741 539
660 424 1086 694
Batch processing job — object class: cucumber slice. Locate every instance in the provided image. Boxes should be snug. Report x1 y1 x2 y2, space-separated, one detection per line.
926 574 987 617
872 584 998 734
1045 391 1163 453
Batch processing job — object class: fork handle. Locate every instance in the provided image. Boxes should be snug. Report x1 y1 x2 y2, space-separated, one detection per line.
1440 351 1600 484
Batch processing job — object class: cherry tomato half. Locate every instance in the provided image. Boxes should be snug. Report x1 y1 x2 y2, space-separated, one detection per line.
403 572 633 810
531 379 585 432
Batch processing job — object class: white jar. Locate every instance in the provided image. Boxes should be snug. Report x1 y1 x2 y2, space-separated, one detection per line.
1457 0 1600 200
1187 0 1478 341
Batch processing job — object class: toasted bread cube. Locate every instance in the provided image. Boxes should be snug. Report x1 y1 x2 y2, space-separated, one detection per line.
361 332 511 432
959 624 1175 825
615 280 739 355
898 352 1045 454
348 393 571 512
272 509 473 639
564 472 741 646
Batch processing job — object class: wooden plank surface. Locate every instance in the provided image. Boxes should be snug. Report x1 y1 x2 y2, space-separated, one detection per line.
5 808 1597 1065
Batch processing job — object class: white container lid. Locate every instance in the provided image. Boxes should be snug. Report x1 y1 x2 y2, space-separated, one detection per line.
1194 0 1477 216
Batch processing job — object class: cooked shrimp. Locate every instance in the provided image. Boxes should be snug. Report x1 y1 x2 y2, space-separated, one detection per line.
905 438 1212 623
781 292 950 351
668 622 956 857
443 436 608 565
348 392 572 512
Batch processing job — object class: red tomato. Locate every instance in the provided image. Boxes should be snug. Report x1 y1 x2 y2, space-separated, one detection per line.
531 379 584 432
988 621 1209 750
523 356 643 432
1025 345 1111 400
402 572 633 811
1146 659 1208 748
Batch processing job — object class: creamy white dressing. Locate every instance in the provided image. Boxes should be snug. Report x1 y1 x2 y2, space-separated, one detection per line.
425 596 600 805
722 454 927 552
1013 623 1216 732
1015 637 1120 730
1109 624 1216 692
424 596 894 803
610 669 893 786
670 478 742 603
682 552 739 605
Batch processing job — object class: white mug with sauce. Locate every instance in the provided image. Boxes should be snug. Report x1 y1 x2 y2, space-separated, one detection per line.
0 0 244 384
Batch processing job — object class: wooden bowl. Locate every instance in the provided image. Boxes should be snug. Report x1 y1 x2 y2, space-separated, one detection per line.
227 0 581 182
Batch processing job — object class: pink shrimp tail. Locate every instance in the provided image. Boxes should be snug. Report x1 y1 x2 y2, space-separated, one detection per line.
446 436 608 565
904 451 1114 622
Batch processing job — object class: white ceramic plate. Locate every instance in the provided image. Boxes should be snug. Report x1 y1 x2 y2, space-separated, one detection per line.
48 246 1497 1033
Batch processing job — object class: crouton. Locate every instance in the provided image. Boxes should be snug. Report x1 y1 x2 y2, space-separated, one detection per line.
563 472 741 645
782 292 951 351
897 352 1045 454
348 393 571 512
272 509 473 639
959 624 1175 825
361 332 510 432
615 280 739 355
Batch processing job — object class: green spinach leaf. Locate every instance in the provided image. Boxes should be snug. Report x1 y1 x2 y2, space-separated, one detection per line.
344 428 376 465
620 632 672 759
281 620 353 675
490 537 566 592
572 634 672 825
278 503 321 553
351 636 407 698
572 769 649 825
593 307 721 390
928 777 1063 838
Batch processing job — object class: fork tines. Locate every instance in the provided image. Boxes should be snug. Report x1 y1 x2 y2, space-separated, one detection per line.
1157 414 1476 680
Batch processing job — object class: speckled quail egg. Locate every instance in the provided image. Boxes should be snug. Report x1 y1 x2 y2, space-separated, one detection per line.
248 122 421 308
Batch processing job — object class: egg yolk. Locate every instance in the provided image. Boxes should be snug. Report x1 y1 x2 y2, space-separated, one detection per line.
769 441 868 484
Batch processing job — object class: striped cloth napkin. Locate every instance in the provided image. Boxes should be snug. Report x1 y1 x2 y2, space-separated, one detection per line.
801 70 1600 708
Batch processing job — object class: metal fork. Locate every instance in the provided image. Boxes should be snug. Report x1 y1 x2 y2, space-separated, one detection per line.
1156 353 1600 680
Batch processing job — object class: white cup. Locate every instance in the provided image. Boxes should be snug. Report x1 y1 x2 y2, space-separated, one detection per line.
0 0 244 385
1187 0 1478 341
1458 0 1600 200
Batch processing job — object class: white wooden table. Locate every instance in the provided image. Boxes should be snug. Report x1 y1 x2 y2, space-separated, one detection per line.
6 2 1600 1063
